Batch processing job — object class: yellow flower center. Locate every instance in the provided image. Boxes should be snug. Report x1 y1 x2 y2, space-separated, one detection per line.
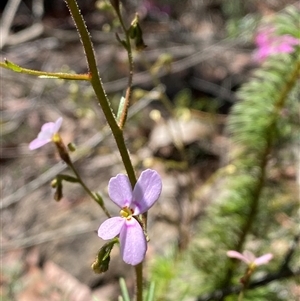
120 207 133 219
249 262 256 271
52 133 62 143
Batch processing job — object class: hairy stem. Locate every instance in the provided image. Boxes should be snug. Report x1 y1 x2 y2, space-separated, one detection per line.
0 60 90 80
64 0 136 187
64 1 144 300
113 8 145 299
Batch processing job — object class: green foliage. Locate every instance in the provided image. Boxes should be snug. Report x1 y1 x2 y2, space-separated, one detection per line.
276 6 300 39
149 251 177 299
144 281 156 301
150 6 299 300
191 4 299 293
119 278 131 301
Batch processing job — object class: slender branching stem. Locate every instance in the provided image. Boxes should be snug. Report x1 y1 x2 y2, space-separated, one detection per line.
114 7 134 129
64 0 136 187
0 60 91 80
67 159 111 218
113 7 145 301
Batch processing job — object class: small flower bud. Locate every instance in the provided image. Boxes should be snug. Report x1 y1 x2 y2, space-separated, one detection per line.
128 24 137 39
67 143 76 152
54 182 63 201
129 14 147 51
51 178 58 188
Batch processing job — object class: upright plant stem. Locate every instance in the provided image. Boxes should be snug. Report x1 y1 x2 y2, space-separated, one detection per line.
64 0 136 187
135 263 143 301
114 10 145 301
64 2 144 301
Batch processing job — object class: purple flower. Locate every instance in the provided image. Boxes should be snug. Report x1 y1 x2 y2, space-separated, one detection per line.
227 250 273 267
254 27 299 62
98 169 162 265
29 117 63 150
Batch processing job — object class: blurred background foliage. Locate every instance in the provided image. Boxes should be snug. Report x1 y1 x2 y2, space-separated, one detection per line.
147 5 300 301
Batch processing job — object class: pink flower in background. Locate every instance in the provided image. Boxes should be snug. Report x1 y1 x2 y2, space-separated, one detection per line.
98 169 162 265
254 27 299 62
29 117 63 150
227 250 273 267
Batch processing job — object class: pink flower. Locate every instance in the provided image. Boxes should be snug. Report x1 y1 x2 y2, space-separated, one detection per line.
29 117 63 150
254 27 299 62
98 169 162 265
227 250 273 267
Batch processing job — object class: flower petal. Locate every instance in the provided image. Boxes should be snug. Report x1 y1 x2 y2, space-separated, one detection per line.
41 121 57 132
53 117 63 133
98 217 125 240
108 174 133 208
226 250 249 264
29 117 63 150
132 169 162 214
277 44 294 53
37 129 53 140
119 217 147 265
29 137 51 150
243 250 256 263
254 253 273 266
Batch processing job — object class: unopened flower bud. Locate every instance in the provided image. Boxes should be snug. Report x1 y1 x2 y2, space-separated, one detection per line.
67 143 76 152
129 14 147 51
54 182 63 201
51 178 58 188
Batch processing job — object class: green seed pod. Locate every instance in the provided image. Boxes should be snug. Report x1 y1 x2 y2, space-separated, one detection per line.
91 240 117 274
